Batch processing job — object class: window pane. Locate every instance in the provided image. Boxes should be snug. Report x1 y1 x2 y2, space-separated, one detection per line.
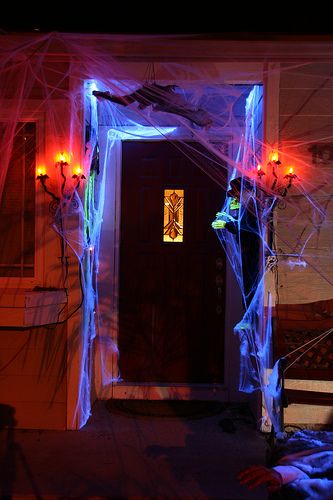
0 122 36 277
163 189 184 243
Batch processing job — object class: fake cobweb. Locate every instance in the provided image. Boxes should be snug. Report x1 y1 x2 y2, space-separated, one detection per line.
0 32 332 430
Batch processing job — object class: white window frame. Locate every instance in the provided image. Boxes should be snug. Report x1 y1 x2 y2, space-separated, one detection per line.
0 105 45 289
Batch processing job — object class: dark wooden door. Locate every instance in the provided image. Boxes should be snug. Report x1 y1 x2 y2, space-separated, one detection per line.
119 141 226 384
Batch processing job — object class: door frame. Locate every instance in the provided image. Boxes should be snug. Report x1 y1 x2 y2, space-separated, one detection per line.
94 68 278 405
97 125 239 401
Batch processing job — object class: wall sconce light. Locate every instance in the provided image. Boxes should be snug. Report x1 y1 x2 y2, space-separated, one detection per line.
36 152 85 213
56 152 69 166
55 152 69 197
256 164 266 178
253 150 299 198
36 166 59 203
72 166 86 191
269 150 281 164
72 166 85 179
36 166 48 178
267 150 281 190
284 166 297 189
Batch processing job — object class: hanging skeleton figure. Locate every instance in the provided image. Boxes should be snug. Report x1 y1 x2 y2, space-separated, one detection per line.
212 177 261 309
92 83 213 127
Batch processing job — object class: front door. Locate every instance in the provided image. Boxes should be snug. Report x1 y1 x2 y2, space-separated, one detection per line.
119 141 226 385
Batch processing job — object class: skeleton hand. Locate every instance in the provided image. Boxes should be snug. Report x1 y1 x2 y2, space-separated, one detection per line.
237 465 283 493
211 219 227 229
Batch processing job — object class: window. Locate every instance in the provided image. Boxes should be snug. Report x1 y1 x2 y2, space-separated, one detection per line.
0 122 36 277
163 188 184 243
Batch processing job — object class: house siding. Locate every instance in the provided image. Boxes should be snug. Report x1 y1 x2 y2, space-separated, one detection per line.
0 325 67 429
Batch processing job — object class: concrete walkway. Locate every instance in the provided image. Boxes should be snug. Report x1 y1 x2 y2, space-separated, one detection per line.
0 400 269 499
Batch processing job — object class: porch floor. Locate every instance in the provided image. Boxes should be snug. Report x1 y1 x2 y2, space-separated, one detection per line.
0 400 268 499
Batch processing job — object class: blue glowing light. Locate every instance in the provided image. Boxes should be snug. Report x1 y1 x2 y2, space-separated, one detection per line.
108 125 177 140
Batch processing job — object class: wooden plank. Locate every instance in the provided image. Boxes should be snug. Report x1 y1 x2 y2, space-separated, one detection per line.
284 378 333 391
263 375 333 427
0 330 31 349
0 289 26 307
0 288 67 308
24 304 67 326
275 300 333 320
0 324 67 429
280 115 333 141
277 264 333 305
280 63 333 90
0 375 66 403
0 308 25 326
0 325 66 347
2 401 67 430
0 304 68 327
0 345 66 376
280 88 333 116
25 289 67 307
0 289 68 327
284 403 333 425
285 388 333 405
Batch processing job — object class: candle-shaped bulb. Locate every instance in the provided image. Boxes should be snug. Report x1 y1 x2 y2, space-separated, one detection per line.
269 150 279 162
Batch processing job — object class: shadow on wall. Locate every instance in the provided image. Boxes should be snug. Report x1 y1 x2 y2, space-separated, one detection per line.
0 403 42 499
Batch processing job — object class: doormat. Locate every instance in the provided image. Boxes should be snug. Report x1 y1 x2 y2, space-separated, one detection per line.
105 399 225 419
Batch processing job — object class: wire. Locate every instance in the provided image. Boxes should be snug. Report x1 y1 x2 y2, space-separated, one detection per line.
44 258 85 328
285 328 333 372
8 258 86 331
284 328 333 359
